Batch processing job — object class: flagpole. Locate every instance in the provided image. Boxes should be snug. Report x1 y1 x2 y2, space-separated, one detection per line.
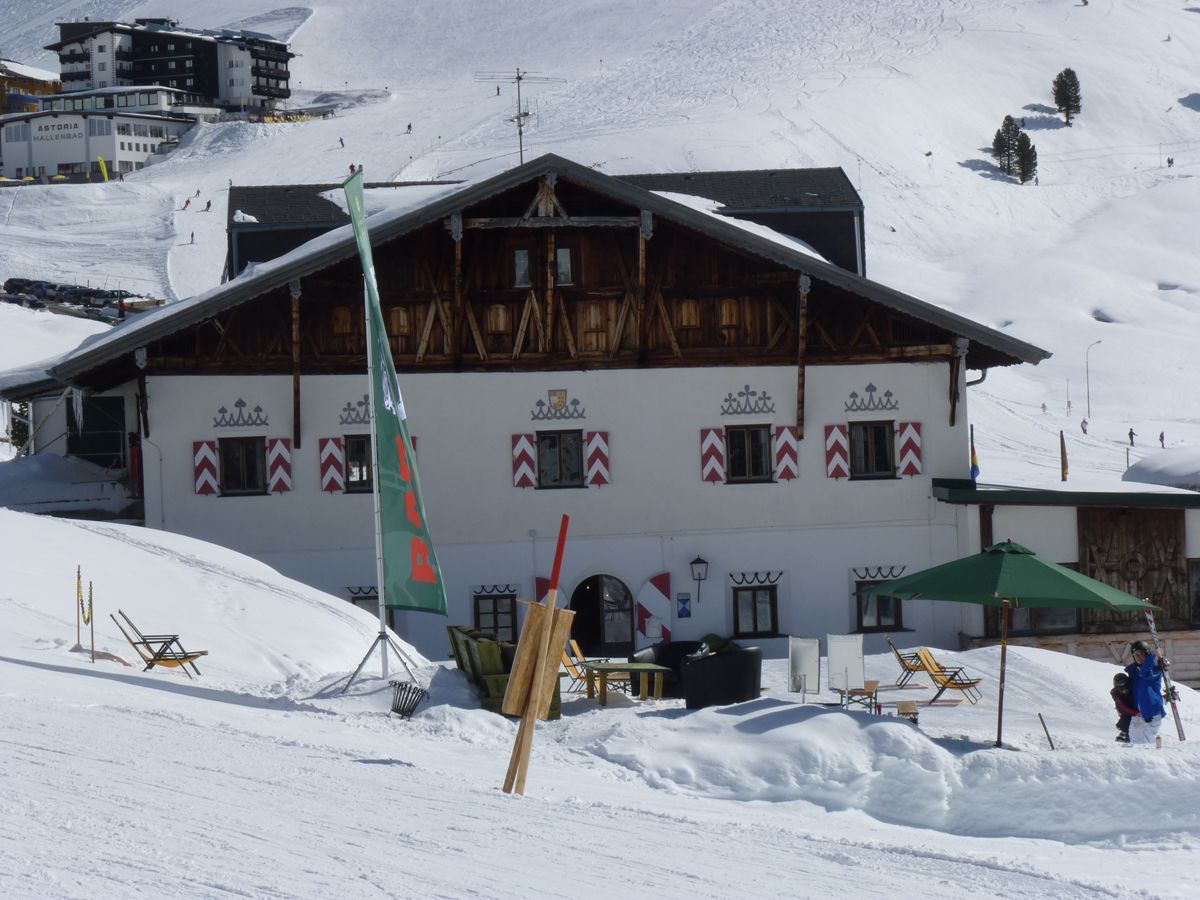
364 279 390 680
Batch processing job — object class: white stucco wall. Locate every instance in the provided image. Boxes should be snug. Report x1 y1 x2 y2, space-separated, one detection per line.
133 360 974 657
991 505 1079 563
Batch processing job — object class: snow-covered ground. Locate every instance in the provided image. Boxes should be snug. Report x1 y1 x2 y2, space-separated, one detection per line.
2 506 1197 898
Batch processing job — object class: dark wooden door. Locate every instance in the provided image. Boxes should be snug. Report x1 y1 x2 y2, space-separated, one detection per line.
1078 507 1187 630
569 574 634 657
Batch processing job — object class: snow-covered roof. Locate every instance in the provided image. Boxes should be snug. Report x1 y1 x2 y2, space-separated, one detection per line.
0 58 59 83
1123 448 1200 493
653 190 828 262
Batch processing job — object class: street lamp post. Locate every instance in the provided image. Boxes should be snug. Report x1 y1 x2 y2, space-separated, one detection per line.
1086 340 1102 418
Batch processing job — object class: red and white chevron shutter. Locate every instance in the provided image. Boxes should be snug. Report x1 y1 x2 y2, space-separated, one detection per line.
584 431 609 486
774 426 799 481
512 433 536 488
700 428 726 483
897 422 923 476
266 438 292 493
193 440 219 495
824 425 850 479
319 437 345 493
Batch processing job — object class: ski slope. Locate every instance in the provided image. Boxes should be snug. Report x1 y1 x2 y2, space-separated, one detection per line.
1 506 1197 898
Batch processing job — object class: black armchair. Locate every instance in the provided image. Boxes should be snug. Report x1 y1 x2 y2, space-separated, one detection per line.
629 640 704 698
682 646 762 710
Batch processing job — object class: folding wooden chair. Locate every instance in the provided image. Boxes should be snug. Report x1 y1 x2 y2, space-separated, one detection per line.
563 640 629 694
111 609 208 678
916 648 982 704
885 635 926 687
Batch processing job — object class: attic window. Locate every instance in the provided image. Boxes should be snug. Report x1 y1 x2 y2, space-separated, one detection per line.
389 306 411 335
677 298 700 330
487 304 510 335
332 306 353 335
513 249 531 288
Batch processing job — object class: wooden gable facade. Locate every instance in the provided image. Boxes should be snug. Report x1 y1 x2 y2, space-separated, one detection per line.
70 157 1041 453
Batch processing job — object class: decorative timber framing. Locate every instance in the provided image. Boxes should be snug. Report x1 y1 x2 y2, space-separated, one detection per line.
33 155 1048 405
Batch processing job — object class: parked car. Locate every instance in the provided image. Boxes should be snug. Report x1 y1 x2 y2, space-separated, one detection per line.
3 277 34 294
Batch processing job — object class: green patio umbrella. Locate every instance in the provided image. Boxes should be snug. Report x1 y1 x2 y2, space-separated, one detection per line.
863 540 1156 747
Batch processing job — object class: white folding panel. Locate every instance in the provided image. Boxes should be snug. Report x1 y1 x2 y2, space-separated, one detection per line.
826 633 865 692
787 637 821 694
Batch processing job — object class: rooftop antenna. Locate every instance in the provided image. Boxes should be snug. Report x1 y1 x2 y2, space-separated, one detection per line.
474 68 564 164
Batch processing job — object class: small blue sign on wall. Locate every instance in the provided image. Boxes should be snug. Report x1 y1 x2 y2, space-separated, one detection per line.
677 592 691 618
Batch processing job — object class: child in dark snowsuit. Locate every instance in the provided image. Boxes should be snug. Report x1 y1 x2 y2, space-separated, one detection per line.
1111 672 1137 742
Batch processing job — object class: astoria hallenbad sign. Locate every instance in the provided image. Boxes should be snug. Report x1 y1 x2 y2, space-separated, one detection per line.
34 122 83 142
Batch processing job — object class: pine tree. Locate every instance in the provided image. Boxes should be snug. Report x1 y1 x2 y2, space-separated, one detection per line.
992 115 1021 175
1052 68 1082 126
1016 133 1038 183
9 401 29 450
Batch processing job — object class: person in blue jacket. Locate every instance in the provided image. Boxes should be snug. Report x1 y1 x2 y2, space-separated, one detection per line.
1126 641 1167 745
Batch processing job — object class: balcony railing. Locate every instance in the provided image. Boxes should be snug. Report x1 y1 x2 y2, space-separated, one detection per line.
252 84 291 100
250 47 291 64
114 49 134 61
60 71 91 83
58 51 91 64
251 65 290 80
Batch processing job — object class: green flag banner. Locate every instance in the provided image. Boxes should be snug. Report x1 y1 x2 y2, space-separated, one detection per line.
343 171 447 614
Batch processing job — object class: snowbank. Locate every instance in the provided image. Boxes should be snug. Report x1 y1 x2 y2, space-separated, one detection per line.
0 508 426 686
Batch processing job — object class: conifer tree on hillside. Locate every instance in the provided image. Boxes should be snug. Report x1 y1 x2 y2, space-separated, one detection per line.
1016 133 1038 184
992 115 1021 175
1052 68 1082 126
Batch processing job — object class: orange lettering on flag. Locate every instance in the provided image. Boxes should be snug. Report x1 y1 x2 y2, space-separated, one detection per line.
394 436 412 481
411 538 437 583
405 489 423 528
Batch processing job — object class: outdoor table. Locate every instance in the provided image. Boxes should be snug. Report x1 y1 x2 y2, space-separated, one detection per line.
837 679 880 713
581 661 671 705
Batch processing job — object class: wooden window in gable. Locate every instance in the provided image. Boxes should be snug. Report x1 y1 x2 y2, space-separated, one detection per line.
719 297 741 346
581 301 607 352
676 298 701 348
513 248 532 288
486 303 513 355
389 306 412 354
331 304 354 354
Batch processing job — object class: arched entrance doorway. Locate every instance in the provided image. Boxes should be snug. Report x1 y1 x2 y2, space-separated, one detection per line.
569 574 634 657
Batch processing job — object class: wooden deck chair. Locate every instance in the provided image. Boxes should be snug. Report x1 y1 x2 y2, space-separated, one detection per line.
885 635 926 687
563 640 631 694
111 609 208 678
560 650 590 693
916 648 982 704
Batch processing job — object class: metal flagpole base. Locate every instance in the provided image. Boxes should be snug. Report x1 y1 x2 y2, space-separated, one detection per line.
338 628 418 695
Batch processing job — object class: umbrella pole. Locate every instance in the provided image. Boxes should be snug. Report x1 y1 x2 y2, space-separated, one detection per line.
995 599 1009 748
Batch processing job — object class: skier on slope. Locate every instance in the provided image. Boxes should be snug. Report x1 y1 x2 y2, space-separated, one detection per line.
1126 641 1168 745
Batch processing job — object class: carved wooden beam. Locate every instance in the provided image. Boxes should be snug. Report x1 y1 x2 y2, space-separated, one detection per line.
213 308 243 359
545 230 557 349
796 275 810 437
651 287 681 357
512 288 547 360
290 280 302 449
455 216 639 229
556 294 578 359
464 303 489 361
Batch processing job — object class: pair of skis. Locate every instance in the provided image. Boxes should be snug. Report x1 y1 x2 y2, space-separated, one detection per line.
1145 611 1186 742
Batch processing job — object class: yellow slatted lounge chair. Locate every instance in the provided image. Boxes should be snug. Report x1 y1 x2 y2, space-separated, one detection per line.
916 647 982 704
885 635 926 686
111 609 208 678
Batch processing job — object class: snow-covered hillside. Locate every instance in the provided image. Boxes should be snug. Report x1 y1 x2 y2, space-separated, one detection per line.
2 506 1197 898
2 1 1197 486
